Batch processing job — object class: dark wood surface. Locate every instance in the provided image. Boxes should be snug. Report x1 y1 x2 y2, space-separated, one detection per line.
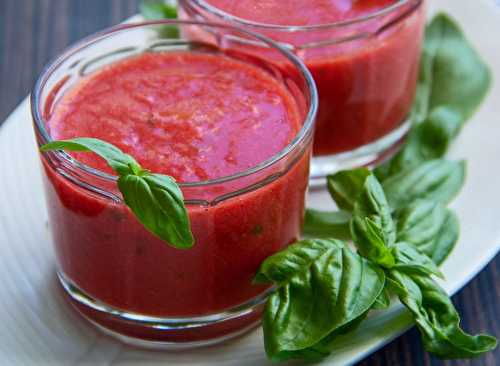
0 1 498 365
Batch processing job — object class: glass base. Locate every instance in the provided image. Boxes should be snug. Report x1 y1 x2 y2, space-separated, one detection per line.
309 118 411 187
57 270 267 349
83 313 261 350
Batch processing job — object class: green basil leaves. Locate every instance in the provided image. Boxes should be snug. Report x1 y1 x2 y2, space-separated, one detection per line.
255 239 385 361
395 200 459 265
391 242 443 279
302 209 351 240
140 1 177 20
266 28 492 353
263 161 495 361
382 159 466 210
140 0 179 38
327 168 371 211
350 175 396 267
41 137 194 249
388 271 497 358
40 137 139 176
422 14 491 123
376 14 491 179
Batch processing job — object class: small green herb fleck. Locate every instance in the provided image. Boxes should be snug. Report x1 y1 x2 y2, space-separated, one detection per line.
251 224 263 236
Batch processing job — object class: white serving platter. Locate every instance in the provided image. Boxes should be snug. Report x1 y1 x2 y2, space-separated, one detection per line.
0 0 498 364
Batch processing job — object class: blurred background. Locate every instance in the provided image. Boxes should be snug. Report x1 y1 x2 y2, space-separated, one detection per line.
0 1 498 365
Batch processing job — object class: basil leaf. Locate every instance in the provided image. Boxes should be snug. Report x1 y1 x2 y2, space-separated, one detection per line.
377 107 463 179
280 347 329 362
302 209 351 240
256 239 385 361
372 287 391 310
140 1 177 19
388 271 497 358
424 14 492 123
376 14 491 179
395 200 459 265
351 175 396 267
382 160 465 210
140 1 179 38
391 242 443 279
298 311 370 359
40 137 139 176
431 210 459 265
411 13 490 124
327 168 371 211
118 173 193 248
41 138 194 249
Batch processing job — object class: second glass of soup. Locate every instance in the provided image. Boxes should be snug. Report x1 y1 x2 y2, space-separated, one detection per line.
180 0 426 181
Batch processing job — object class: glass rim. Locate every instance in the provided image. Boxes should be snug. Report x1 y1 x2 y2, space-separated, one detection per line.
182 0 423 31
31 19 318 188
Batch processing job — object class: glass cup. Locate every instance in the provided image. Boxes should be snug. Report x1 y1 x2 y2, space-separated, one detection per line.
179 0 426 183
31 20 317 348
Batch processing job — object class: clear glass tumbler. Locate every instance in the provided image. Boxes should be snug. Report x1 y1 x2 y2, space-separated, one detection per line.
31 20 317 349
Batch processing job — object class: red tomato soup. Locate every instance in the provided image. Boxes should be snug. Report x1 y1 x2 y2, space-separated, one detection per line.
181 0 425 155
39 51 313 342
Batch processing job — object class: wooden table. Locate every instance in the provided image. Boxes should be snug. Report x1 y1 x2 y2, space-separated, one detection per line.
0 1 498 365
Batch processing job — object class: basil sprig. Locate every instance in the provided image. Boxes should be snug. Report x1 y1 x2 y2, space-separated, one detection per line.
258 170 497 361
40 137 194 249
140 0 179 38
260 12 497 362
